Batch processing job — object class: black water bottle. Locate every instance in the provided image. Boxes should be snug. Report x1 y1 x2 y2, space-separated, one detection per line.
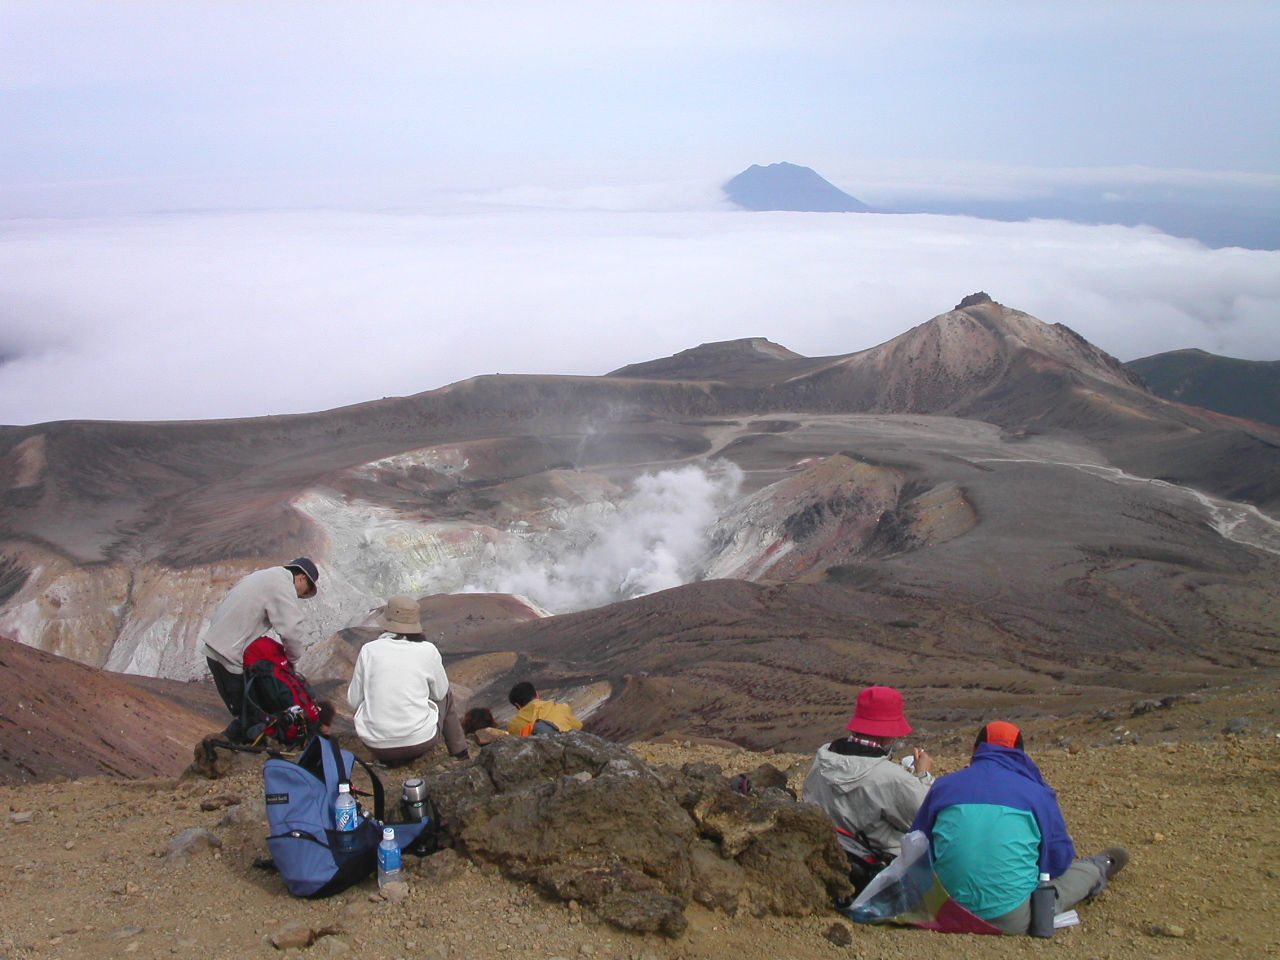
1029 872 1055 938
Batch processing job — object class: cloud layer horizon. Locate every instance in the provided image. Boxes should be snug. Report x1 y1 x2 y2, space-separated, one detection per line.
1 202 1277 426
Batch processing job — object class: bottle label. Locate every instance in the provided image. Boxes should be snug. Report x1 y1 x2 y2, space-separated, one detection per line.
378 844 402 873
335 803 358 832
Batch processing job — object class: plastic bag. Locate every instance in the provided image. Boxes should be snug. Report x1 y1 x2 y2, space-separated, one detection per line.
840 830 1004 935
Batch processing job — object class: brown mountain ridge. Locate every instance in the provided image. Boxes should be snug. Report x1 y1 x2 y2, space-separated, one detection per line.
1 296 1278 782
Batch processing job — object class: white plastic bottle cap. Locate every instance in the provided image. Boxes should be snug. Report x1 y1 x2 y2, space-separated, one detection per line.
338 784 350 793
383 827 395 841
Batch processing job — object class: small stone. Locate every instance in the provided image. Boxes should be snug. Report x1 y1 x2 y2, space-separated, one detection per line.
579 944 596 956
199 794 240 811
823 922 853 946
64 840 75 850
219 798 267 827
162 828 222 866
1152 831 1166 842
108 926 145 939
377 880 410 903
1223 717 1251 735
1148 923 1187 938
271 923 315 950
8 811 35 824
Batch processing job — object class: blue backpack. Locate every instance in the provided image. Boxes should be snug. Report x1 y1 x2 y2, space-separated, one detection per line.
263 735 435 898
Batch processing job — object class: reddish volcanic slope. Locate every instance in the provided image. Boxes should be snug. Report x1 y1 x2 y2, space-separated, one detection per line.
0 637 217 783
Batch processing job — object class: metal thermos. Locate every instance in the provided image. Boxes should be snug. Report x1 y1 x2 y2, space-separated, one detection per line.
1029 872 1055 938
401 778 428 822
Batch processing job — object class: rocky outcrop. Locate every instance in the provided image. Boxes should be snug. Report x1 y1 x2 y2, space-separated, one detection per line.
420 732 850 936
703 455 975 579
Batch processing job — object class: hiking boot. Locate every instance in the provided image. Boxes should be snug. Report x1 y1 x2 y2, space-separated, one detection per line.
1099 847 1129 880
222 719 251 745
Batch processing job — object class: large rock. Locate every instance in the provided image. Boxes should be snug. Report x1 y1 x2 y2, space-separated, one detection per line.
421 733 850 936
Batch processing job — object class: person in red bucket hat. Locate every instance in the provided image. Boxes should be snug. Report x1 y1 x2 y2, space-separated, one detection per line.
803 685 934 895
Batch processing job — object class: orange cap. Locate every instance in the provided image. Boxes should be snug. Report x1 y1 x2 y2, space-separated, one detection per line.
983 720 1022 749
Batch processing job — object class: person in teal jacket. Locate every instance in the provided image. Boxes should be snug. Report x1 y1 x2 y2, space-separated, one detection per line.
911 721 1128 934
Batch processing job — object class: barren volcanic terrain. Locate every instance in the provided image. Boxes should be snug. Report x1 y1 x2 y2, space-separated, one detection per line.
1 295 1278 775
1 710 1277 960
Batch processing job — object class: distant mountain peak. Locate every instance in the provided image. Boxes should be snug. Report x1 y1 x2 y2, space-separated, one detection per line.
723 162 869 213
607 337 803 382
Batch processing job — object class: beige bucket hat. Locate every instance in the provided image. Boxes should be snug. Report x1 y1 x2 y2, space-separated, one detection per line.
378 595 422 634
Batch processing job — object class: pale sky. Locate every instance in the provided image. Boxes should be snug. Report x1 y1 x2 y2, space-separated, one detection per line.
2 1 1278 424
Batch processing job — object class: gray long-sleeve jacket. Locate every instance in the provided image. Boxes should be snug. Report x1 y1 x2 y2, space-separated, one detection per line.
199 566 308 672
802 744 934 860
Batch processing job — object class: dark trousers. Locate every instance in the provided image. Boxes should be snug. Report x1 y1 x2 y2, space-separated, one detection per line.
207 657 247 740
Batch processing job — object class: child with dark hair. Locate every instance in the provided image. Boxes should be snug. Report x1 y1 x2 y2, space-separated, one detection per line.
506 681 583 736
461 707 494 733
462 706 509 745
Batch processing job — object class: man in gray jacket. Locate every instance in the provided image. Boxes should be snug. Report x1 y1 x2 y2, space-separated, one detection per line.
803 685 934 893
200 557 319 742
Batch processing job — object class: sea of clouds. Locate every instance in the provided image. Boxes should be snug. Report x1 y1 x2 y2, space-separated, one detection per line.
1 196 1278 425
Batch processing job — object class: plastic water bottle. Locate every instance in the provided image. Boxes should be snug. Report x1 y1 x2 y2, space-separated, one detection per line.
377 826 402 887
1029 871 1055 938
334 783 358 850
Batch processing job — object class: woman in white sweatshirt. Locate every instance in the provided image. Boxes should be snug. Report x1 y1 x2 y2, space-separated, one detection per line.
346 596 469 764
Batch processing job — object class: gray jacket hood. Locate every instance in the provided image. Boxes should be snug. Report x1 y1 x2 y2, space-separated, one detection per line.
812 745 894 792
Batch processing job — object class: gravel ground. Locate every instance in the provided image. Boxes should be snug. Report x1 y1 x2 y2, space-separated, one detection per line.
2 722 1277 960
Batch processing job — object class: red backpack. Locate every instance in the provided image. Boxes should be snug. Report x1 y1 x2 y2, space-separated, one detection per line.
242 636 322 747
